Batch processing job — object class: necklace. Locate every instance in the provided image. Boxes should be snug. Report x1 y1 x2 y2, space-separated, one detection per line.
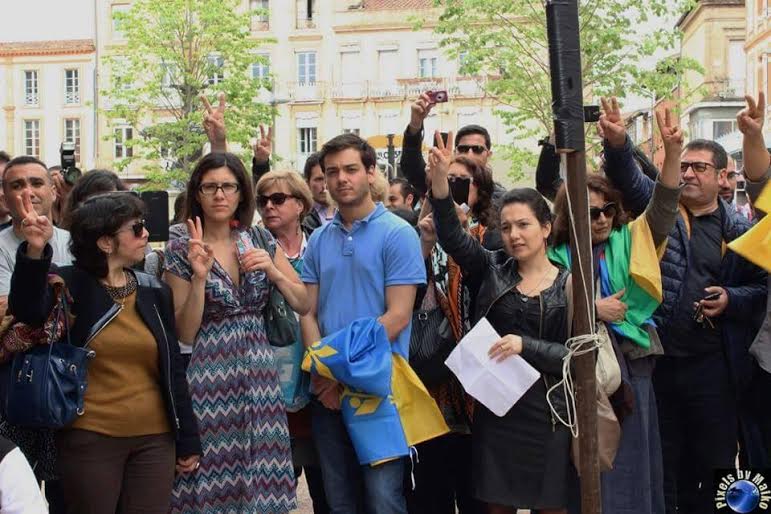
518 267 554 302
102 270 137 306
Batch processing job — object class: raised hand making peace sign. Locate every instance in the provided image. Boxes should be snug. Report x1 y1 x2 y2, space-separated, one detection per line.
18 190 53 259
186 217 215 280
252 124 273 165
654 106 684 190
428 130 455 200
737 92 765 137
201 93 227 153
599 97 627 149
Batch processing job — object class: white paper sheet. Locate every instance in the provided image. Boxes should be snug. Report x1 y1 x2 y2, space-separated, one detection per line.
445 317 541 417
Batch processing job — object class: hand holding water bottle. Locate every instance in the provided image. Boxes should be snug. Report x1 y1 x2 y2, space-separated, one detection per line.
235 229 279 280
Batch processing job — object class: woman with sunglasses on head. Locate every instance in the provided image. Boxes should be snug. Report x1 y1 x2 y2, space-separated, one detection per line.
163 153 309 513
8 191 201 514
549 107 684 514
255 170 330 514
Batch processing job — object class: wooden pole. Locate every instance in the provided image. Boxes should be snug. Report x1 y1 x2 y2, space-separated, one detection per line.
544 1 601 512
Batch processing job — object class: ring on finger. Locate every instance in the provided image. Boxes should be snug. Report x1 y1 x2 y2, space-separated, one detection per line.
21 219 29 226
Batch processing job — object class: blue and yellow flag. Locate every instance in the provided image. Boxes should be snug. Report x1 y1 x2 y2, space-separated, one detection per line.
302 318 449 465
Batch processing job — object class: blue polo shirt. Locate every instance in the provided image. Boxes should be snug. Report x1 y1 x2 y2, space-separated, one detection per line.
302 202 426 357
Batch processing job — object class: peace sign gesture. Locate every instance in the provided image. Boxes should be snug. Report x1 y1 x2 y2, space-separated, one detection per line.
201 93 227 153
599 97 627 149
186 217 215 280
737 92 765 137
252 124 273 165
655 107 683 155
18 190 53 259
428 131 454 200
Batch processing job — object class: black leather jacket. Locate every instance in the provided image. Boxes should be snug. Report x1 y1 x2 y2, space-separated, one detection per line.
9 243 201 458
431 193 570 416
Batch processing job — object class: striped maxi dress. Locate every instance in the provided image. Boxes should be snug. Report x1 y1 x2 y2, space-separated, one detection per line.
165 228 296 513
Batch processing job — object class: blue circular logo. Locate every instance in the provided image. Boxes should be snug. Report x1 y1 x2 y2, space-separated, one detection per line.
726 479 761 513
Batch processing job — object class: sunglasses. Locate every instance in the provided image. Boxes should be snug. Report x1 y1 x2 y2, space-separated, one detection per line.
199 182 240 196
116 219 146 238
589 202 617 221
680 161 715 174
257 192 296 208
456 144 487 155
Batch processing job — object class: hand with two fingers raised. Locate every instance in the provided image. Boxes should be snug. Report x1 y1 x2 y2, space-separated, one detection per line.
18 190 53 259
428 130 454 200
201 93 227 152
599 97 627 149
253 124 273 165
186 217 215 280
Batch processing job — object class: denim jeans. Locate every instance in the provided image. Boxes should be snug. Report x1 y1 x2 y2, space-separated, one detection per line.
311 400 407 514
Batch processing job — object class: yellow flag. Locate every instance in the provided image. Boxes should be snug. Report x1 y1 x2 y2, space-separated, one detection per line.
391 355 449 447
728 183 771 272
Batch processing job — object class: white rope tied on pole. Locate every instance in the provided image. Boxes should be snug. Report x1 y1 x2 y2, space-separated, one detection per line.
546 154 600 438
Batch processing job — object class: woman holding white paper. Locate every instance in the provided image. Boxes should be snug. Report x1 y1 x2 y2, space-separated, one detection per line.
428 132 571 514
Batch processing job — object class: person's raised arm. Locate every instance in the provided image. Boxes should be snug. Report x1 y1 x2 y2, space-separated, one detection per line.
401 94 436 197
738 92 770 182
600 97 654 216
201 93 227 153
163 217 213 344
429 131 490 278
252 124 272 185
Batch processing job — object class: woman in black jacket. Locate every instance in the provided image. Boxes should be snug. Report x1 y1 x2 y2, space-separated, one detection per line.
428 135 571 514
9 191 200 514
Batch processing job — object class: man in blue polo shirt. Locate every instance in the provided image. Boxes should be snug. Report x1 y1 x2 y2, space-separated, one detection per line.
301 133 425 514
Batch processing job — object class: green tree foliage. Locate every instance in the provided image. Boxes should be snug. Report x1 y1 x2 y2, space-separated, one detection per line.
103 0 273 188
424 0 701 176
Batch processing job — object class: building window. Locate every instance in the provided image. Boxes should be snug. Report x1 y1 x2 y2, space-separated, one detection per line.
64 119 81 163
64 69 80 104
251 58 271 81
296 0 316 28
114 127 134 159
418 49 438 78
24 120 40 158
250 0 269 23
24 70 39 106
713 120 737 140
298 127 317 155
112 4 130 39
207 55 225 86
297 52 317 84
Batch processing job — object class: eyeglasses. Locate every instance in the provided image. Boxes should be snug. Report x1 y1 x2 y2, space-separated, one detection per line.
589 202 617 221
116 219 146 238
257 192 296 208
680 161 715 174
456 144 487 155
198 182 240 196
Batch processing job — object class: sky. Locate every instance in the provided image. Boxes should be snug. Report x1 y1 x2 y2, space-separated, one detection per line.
0 0 95 42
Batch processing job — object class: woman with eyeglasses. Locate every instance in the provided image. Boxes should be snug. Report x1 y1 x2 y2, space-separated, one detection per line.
255 170 330 514
549 107 684 514
163 153 309 513
8 191 201 513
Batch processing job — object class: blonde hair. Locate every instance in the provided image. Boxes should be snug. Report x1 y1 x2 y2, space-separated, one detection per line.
255 170 314 218
370 172 388 203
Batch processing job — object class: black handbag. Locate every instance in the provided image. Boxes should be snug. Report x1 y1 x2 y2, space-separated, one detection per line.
253 228 301 348
409 288 456 388
4 295 96 429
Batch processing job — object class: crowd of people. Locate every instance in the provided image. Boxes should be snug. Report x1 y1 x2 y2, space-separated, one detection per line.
0 87 768 514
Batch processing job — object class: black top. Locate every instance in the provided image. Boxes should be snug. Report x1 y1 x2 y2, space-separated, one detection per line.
667 208 724 356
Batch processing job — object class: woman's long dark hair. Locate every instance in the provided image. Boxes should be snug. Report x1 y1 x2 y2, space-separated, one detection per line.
452 155 496 229
551 174 629 247
184 152 255 228
69 192 145 278
61 170 128 229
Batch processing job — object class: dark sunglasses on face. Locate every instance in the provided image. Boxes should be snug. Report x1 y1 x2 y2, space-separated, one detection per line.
456 144 487 155
198 182 240 196
257 192 295 208
589 202 617 222
680 161 715 174
116 219 146 238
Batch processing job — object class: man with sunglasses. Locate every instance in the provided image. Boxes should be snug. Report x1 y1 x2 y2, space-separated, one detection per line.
401 93 499 199
0 156 74 319
601 96 767 514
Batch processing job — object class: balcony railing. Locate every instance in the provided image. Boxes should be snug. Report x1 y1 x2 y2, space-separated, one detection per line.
24 92 39 106
331 82 366 100
287 82 324 102
65 90 80 105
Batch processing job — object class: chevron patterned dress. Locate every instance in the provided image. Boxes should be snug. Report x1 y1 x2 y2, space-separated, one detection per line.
165 230 296 513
